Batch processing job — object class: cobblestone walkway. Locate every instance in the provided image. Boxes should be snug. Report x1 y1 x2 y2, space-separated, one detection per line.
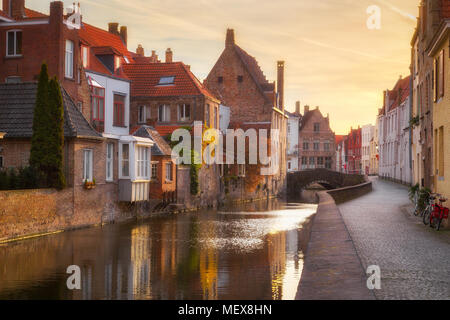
338 177 450 300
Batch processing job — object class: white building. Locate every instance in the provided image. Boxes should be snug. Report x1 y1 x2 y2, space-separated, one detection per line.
286 104 301 172
80 23 154 202
378 76 411 184
361 124 374 176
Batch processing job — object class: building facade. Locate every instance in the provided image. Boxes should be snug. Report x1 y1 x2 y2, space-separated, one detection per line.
378 76 411 184
361 124 374 176
298 106 336 171
286 102 301 172
347 127 362 175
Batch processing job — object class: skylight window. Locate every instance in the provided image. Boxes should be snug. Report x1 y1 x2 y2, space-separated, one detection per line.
158 76 175 85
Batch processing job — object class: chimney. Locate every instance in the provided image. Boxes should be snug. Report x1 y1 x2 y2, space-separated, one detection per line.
49 1 64 25
165 48 173 63
119 26 128 46
150 50 159 63
226 29 235 48
304 105 310 114
108 22 119 35
277 61 285 110
6 0 25 19
136 44 144 57
295 101 301 114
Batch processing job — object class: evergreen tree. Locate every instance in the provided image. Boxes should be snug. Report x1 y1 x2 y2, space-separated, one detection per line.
29 64 66 189
48 78 66 189
29 63 51 186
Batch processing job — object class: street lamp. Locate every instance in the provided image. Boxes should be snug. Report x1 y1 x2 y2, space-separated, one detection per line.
0 132 5 139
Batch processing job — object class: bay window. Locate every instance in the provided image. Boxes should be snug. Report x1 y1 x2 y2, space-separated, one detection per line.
121 144 130 178
65 40 74 78
6 30 22 57
136 146 150 180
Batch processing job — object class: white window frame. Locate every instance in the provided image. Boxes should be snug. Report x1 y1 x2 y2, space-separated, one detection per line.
82 149 93 182
120 143 130 178
151 161 158 180
165 162 173 182
178 104 191 122
65 40 74 79
106 143 114 182
6 30 22 57
82 46 89 68
136 146 150 180
158 105 171 122
138 105 147 124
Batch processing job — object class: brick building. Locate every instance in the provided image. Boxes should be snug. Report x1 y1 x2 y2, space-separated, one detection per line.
132 125 176 202
123 50 222 208
298 105 336 171
347 127 362 175
204 29 287 197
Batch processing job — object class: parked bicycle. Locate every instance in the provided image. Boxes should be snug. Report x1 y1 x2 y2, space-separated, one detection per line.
429 195 449 231
422 193 436 225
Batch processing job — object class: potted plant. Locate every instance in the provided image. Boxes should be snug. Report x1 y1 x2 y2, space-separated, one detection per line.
84 179 96 190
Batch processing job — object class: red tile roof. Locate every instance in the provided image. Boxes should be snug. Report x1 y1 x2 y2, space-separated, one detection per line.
79 23 134 63
0 7 46 20
335 135 345 145
122 62 219 101
0 10 11 20
154 125 184 137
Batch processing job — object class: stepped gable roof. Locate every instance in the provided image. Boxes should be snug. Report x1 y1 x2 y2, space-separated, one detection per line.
0 82 101 139
132 125 172 156
122 62 219 101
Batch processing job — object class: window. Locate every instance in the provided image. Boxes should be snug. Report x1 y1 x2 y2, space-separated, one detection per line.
115 56 121 70
106 143 113 182
91 86 105 122
136 146 150 180
121 144 130 177
178 104 191 122
77 101 83 113
5 76 21 83
288 162 291 170
81 46 89 68
237 75 243 83
113 94 125 127
65 40 74 78
325 157 332 169
309 157 315 166
314 123 320 132
303 142 309 150
238 164 246 177
438 126 444 177
6 30 22 57
151 162 158 180
205 104 210 127
324 142 330 151
158 105 171 122
214 107 217 129
313 142 320 151
218 76 223 84
138 105 147 124
83 149 93 182
301 157 307 165
317 157 324 166
165 162 173 181
158 76 175 85
434 50 445 101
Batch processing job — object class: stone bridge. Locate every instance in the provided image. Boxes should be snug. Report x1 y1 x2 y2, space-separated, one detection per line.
287 169 365 199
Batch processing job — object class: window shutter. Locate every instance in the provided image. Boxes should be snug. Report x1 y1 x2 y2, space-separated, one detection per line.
434 58 438 102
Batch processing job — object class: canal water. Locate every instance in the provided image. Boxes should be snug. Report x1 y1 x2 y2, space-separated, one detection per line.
0 199 316 300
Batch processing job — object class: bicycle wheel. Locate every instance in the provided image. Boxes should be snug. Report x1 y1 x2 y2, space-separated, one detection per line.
423 206 431 225
433 217 442 231
413 202 420 216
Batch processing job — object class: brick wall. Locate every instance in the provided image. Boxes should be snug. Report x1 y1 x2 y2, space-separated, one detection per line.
149 155 176 199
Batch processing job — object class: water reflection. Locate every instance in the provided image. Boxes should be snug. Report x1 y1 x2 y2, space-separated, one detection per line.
0 199 316 300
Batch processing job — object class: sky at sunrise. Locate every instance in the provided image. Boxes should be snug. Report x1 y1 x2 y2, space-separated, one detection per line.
25 0 418 134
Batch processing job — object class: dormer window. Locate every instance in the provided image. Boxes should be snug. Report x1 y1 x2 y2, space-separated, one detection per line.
81 46 89 68
115 56 121 70
158 76 175 86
